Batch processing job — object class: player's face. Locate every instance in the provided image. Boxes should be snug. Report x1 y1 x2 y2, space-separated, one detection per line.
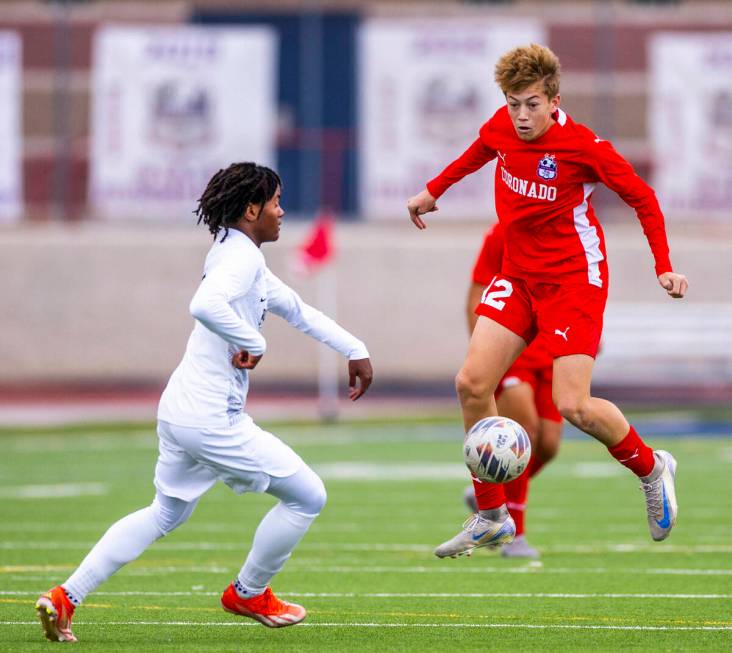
254 187 284 244
506 81 560 142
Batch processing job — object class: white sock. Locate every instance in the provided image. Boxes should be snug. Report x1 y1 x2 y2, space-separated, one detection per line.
237 466 325 595
63 506 164 604
237 502 316 595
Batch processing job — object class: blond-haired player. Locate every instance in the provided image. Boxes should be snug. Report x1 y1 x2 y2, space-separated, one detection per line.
408 44 686 558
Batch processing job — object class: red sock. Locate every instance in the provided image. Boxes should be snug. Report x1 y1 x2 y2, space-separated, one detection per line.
504 469 529 536
527 455 546 479
608 426 655 477
472 477 506 510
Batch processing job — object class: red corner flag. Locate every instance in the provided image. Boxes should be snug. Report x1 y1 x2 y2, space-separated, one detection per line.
294 210 335 274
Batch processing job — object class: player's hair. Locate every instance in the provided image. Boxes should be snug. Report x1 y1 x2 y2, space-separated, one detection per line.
494 44 561 99
195 162 281 242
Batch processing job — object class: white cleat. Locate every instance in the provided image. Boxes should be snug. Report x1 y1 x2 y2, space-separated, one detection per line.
434 512 515 559
641 450 678 542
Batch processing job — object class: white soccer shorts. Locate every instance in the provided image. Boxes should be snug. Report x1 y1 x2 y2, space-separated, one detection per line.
154 416 305 502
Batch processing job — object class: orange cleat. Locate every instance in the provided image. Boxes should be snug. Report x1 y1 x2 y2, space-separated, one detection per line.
35 586 77 643
221 584 306 628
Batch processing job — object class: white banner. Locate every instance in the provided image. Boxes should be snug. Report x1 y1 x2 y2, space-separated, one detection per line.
650 33 732 218
90 26 278 220
359 19 545 220
0 32 22 223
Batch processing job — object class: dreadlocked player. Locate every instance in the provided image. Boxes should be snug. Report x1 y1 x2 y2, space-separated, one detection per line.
35 162 374 642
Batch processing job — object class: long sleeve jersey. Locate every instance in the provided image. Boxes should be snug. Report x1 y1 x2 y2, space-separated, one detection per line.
158 229 369 428
427 106 673 288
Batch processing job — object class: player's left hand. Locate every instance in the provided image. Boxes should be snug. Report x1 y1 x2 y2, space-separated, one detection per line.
348 358 373 401
231 350 263 370
658 272 688 299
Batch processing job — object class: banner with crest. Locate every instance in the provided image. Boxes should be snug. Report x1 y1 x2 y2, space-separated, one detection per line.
89 26 278 220
0 32 22 222
358 19 545 220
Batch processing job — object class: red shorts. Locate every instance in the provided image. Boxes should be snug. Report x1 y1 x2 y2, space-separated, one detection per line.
475 274 607 359
496 363 562 423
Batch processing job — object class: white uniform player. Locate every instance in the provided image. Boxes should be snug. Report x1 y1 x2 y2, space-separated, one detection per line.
36 163 373 642
156 228 369 499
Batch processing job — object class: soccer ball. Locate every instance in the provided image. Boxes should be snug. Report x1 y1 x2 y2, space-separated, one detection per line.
464 416 531 483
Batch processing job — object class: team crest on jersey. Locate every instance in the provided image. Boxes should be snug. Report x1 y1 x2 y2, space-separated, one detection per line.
537 154 557 180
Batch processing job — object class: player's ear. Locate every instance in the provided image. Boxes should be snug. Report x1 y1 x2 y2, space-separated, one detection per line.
550 93 561 110
244 202 261 222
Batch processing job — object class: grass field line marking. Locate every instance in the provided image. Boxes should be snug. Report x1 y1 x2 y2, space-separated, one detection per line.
5 564 731 576
284 565 732 576
2 620 732 632
314 462 635 480
3 541 732 555
0 483 107 499
5 561 732 576
3 590 732 600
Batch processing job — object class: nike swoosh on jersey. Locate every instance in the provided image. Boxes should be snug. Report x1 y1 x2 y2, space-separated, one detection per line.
655 487 671 528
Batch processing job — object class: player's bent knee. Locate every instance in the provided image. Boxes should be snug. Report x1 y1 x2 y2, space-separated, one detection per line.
274 465 327 516
299 473 327 516
556 400 592 430
455 369 489 402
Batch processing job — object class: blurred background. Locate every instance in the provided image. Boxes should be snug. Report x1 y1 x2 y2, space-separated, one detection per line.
0 0 730 424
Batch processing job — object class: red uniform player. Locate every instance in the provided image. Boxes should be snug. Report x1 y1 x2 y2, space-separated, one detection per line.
465 223 562 558
407 44 687 558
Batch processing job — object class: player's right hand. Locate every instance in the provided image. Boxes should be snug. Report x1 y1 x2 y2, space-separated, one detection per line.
657 272 688 299
407 189 438 230
348 358 373 401
231 350 263 370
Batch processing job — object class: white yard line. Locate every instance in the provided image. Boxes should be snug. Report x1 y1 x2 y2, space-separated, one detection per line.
2 541 732 554
3 590 732 599
3 564 731 577
2 620 731 632
0 483 107 499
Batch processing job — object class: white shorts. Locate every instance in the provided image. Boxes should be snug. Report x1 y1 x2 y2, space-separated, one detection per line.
154 415 305 502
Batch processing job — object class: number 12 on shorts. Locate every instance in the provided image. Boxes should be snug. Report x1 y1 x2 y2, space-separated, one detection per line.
481 277 513 311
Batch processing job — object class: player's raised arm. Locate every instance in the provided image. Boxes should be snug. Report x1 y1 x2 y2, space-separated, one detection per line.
407 135 497 229
265 269 373 400
585 135 688 299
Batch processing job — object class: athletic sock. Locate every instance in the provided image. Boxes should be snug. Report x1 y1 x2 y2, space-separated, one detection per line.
607 426 655 477
63 506 164 604
233 578 262 600
62 587 81 607
472 477 506 511
237 502 317 594
479 505 509 522
504 466 530 536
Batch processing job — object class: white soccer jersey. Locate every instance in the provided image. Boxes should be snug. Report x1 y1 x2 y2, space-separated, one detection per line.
157 229 369 428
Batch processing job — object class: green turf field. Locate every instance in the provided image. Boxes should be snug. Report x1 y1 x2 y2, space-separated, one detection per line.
2 418 731 651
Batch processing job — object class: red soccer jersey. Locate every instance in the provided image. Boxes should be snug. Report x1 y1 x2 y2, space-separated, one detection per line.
428 106 672 288
471 222 553 370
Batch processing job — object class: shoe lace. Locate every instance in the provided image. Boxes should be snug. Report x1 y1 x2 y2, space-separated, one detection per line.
462 513 483 532
640 477 662 514
254 588 285 614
